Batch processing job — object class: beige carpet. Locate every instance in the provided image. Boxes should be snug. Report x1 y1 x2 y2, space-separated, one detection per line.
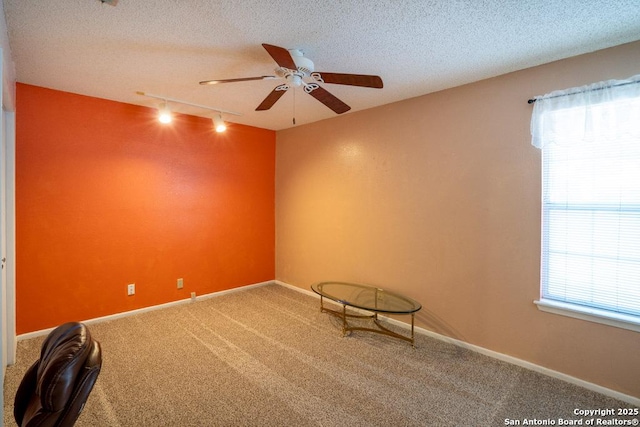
3 284 630 426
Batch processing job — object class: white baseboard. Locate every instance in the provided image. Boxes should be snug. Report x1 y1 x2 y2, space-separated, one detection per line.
16 280 274 341
275 280 640 406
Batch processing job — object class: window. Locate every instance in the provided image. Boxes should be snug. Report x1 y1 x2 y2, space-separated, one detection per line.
530 75 640 332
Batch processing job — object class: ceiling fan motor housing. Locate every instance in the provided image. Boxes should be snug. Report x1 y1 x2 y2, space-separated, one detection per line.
289 49 314 76
276 51 314 87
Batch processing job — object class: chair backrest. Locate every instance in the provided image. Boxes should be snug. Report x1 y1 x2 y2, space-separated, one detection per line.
14 322 103 427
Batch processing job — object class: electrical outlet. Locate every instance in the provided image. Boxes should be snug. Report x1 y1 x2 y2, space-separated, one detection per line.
127 283 135 296
190 292 196 302
177 278 183 289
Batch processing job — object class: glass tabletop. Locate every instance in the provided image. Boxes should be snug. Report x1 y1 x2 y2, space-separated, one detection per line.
311 281 421 314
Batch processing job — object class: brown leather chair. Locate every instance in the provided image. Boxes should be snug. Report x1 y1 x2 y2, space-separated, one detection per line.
14 322 102 427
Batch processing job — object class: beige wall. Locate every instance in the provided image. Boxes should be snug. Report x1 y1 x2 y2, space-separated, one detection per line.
275 41 640 398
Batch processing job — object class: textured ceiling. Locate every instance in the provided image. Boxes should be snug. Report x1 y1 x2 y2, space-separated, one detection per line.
3 0 640 131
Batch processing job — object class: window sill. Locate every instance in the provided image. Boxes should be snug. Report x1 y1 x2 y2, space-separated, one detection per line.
534 299 640 333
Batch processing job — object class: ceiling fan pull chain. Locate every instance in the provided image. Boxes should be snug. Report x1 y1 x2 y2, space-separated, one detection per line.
293 87 296 125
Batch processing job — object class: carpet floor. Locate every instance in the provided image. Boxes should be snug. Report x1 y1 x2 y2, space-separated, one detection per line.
3 284 630 426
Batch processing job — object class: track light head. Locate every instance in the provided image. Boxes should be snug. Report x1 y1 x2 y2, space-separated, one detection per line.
158 101 172 124
213 114 226 133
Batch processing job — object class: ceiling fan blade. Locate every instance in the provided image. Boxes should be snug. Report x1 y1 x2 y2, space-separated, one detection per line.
256 85 289 111
305 84 351 114
312 72 383 88
262 44 297 70
199 76 276 85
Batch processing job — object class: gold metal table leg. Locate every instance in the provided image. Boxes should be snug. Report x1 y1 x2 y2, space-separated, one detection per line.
318 300 417 347
342 304 347 336
411 313 415 348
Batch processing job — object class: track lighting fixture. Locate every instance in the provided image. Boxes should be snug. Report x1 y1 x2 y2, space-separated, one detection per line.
136 91 240 130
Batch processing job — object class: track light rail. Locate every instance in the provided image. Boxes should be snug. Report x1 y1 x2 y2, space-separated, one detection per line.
136 91 241 116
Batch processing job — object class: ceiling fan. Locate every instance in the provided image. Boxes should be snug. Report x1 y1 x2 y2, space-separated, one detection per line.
199 44 383 115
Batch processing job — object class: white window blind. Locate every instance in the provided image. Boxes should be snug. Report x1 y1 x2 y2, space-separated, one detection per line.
531 75 640 328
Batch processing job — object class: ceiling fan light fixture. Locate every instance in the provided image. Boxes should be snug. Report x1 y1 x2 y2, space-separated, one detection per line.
213 114 226 132
289 74 303 87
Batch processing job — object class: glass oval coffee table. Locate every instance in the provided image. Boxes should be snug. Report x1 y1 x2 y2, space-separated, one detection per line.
311 281 422 347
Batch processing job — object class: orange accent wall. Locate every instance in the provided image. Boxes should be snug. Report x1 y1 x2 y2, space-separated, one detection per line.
16 84 275 334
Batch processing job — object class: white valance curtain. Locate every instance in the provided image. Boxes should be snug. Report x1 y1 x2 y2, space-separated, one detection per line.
530 74 640 322
530 74 640 149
